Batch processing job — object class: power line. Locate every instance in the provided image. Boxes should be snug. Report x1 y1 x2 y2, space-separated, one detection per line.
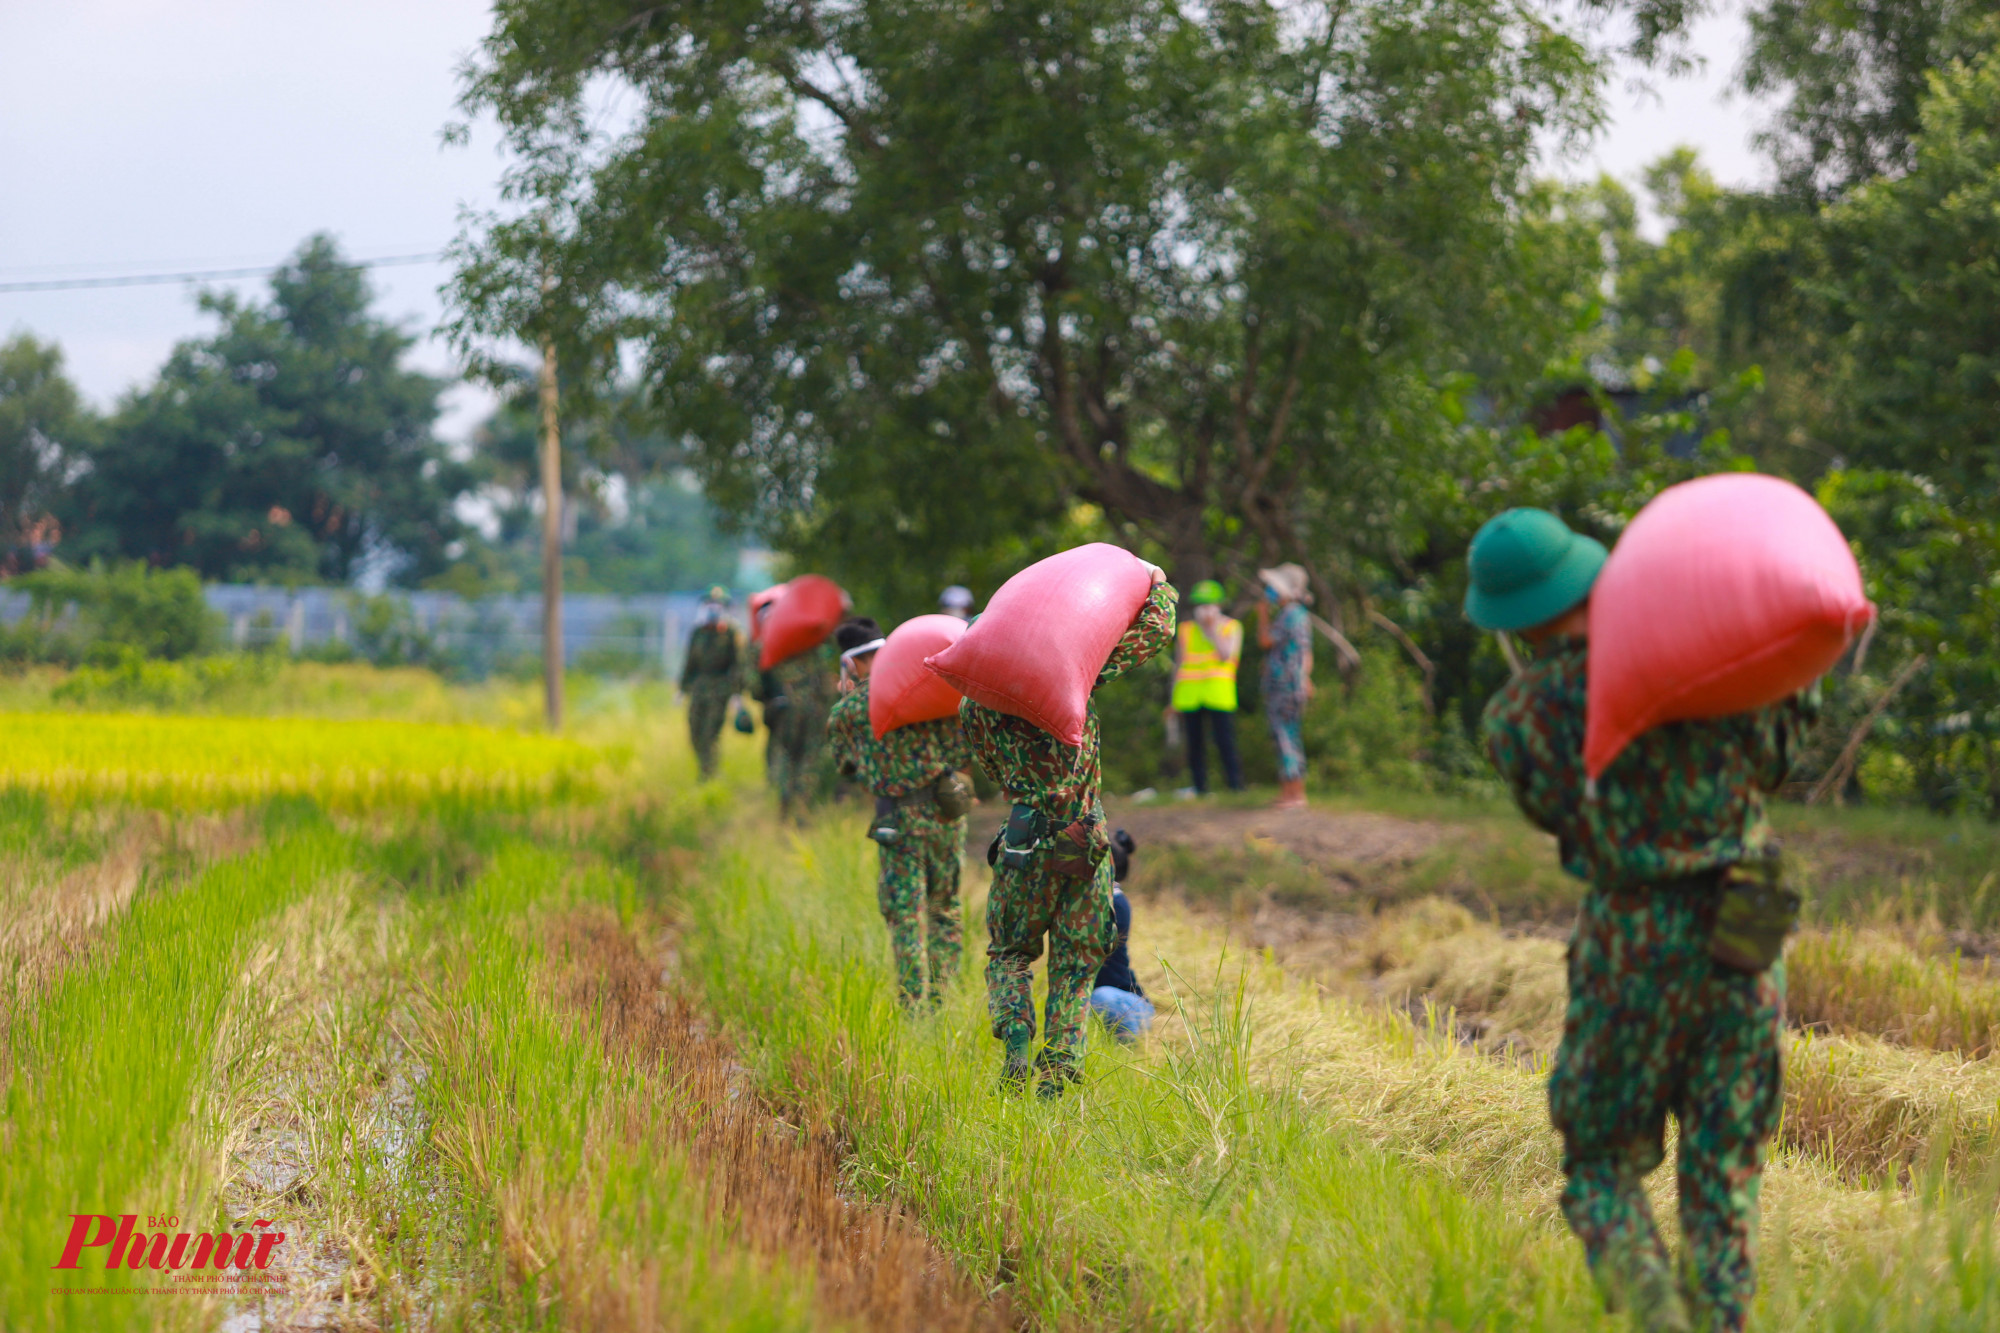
0 251 446 294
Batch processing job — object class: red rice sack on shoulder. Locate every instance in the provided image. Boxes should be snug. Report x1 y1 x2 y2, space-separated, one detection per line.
757 575 847 670
1585 473 1874 778
923 544 1153 746
869 615 967 738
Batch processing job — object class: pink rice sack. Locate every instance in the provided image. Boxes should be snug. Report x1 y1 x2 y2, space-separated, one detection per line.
756 575 847 670
1585 473 1874 778
870 614 968 738
923 543 1154 746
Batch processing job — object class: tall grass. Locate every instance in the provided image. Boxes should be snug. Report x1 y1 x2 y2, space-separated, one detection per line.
681 812 2000 1330
681 822 1625 1330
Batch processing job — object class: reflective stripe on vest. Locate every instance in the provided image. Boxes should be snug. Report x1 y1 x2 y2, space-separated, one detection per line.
1172 618 1240 712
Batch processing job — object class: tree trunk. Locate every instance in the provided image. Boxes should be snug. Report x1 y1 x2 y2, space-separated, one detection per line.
539 338 565 732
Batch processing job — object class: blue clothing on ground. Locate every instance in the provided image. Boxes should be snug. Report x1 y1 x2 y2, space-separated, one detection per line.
1091 985 1155 1039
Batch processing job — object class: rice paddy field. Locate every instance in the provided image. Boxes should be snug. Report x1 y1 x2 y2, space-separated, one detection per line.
6 663 2000 1331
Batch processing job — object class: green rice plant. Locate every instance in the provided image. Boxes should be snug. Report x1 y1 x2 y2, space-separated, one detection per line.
411 842 841 1331
0 711 611 811
0 826 351 1332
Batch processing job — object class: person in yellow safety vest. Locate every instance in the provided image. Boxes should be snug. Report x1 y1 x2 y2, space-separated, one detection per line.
1169 579 1245 795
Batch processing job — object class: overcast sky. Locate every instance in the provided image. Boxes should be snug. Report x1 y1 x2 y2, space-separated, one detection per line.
1 1 1773 442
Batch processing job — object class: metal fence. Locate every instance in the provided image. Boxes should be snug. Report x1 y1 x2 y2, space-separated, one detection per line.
0 584 733 678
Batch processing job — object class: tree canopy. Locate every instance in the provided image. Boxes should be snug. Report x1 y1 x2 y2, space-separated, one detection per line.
450 0 1604 613
60 236 470 586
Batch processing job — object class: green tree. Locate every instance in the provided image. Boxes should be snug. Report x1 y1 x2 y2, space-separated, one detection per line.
449 0 1602 614
61 236 471 585
1816 46 2000 491
1581 0 2000 195
0 334 93 576
1743 1 2000 195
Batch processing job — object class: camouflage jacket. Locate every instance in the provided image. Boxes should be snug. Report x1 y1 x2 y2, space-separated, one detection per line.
827 679 973 799
961 581 1178 824
756 641 838 713
680 621 744 692
1482 636 1819 890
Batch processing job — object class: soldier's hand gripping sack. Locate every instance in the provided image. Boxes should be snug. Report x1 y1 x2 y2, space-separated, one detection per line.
922 543 1154 746
1585 473 1874 779
870 614 967 738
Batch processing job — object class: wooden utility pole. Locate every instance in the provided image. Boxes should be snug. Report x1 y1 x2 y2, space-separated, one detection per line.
538 337 564 731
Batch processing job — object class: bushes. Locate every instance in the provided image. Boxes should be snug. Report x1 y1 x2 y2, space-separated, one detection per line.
2 561 217 664
48 651 281 710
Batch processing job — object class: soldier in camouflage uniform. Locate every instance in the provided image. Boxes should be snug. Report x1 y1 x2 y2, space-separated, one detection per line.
757 637 840 821
961 568 1176 1096
825 618 973 1007
1468 508 1818 1333
680 586 745 781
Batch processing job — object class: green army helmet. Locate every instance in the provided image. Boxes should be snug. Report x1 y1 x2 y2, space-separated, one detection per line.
1190 579 1226 606
1463 508 1607 633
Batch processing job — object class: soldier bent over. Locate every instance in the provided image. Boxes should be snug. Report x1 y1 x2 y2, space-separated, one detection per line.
960 567 1176 1097
1467 508 1816 1333
826 618 973 1008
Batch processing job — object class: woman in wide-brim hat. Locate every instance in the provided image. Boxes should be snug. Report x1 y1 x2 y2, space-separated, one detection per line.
1256 563 1314 809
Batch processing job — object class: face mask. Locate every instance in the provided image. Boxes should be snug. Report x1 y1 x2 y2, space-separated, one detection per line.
698 603 724 625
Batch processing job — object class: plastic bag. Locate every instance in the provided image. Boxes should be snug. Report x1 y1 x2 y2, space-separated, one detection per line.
756 575 848 670
1585 473 1874 778
869 614 968 738
923 543 1154 745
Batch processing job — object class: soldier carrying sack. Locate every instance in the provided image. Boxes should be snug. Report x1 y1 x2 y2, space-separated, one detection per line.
1467 507 1820 1333
826 617 974 1009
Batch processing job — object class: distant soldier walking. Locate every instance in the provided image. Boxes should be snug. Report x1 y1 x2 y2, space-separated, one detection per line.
826 618 974 1007
1467 508 1816 1333
679 585 745 781
961 566 1175 1097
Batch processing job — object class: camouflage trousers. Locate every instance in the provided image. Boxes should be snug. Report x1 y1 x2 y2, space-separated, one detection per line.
875 815 965 1005
768 703 829 817
686 682 732 780
1551 879 1784 1333
986 844 1117 1083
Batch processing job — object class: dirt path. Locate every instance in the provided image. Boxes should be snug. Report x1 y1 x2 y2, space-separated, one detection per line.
1105 800 1452 876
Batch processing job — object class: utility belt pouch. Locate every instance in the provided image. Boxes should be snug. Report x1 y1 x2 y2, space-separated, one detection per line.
1710 846 1799 973
998 802 1046 871
933 771 975 821
1046 816 1106 880
867 796 903 847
